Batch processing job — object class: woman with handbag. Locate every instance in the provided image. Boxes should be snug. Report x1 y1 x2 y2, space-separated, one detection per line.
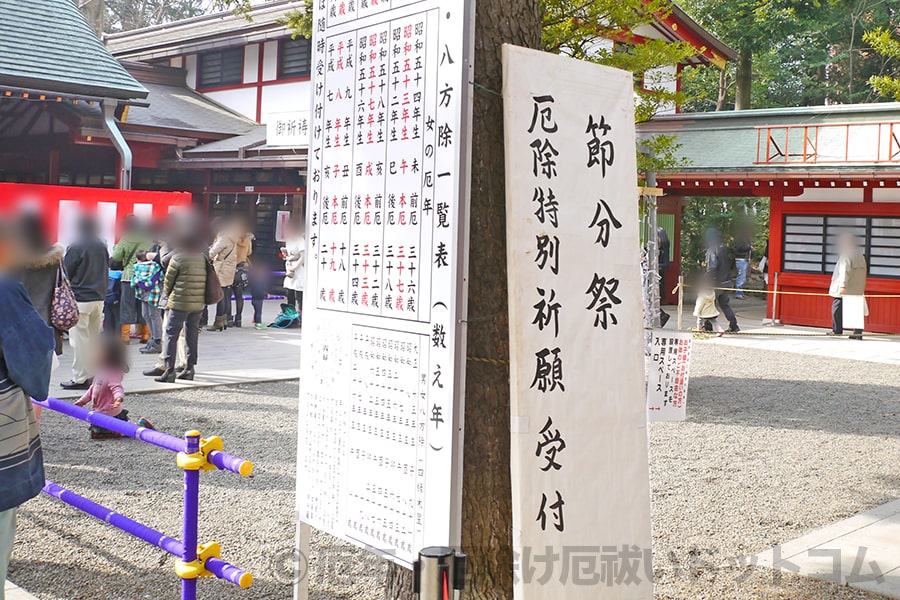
16 213 65 356
207 217 238 332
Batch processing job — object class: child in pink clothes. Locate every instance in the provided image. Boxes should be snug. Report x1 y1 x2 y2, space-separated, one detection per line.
74 338 129 439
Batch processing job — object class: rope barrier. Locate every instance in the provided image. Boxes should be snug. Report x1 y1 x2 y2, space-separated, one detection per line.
672 282 900 299
654 327 900 339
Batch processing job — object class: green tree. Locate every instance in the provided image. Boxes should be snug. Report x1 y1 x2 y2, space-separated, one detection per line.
681 0 900 111
542 0 698 122
105 0 208 32
678 0 801 110
681 197 770 271
865 25 900 100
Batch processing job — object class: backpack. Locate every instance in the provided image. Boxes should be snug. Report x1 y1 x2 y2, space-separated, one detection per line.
269 304 301 329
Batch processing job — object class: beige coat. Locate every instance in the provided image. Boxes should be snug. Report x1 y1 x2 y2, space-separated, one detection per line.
829 250 867 298
693 290 719 320
236 233 254 265
209 232 238 286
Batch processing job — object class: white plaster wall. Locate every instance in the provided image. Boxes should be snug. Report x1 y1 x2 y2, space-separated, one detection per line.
185 54 198 89
633 24 664 40
205 88 258 121
244 44 260 84
644 65 677 94
261 81 312 122
787 188 864 202
872 188 900 203
262 40 279 81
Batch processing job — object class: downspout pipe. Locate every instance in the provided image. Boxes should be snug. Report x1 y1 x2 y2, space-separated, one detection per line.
102 99 132 190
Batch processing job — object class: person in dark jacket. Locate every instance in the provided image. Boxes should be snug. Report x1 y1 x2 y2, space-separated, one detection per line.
705 228 740 332
156 229 207 383
0 220 55 590
61 215 109 390
16 213 64 355
732 227 753 299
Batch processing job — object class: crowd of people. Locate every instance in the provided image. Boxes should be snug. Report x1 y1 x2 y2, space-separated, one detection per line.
687 227 867 339
56 211 307 389
0 207 310 589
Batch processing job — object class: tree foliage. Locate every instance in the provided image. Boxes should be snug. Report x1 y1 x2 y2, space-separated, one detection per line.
680 0 900 110
542 0 698 123
864 26 900 100
680 196 770 270
104 0 207 32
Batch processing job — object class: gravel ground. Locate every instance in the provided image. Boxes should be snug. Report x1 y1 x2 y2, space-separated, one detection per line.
9 342 900 599
10 381 382 600
651 341 900 599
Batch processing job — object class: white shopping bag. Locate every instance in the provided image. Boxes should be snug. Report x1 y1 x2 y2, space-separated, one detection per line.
842 295 867 330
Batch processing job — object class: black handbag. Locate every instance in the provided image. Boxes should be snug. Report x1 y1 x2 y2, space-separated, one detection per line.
204 257 224 305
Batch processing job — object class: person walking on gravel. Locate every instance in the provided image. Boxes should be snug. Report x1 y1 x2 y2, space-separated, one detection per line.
705 228 740 332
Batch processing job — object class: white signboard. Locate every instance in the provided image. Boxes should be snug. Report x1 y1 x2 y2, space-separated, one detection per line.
503 45 653 599
647 330 692 422
275 210 291 242
266 110 311 147
298 0 473 567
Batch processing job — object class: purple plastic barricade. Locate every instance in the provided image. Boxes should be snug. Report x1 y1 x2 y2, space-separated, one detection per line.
33 397 254 599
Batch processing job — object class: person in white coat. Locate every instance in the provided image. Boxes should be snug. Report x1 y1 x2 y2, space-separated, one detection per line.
282 219 306 313
829 232 867 339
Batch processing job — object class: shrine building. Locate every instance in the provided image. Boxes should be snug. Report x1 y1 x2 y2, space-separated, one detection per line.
639 103 900 333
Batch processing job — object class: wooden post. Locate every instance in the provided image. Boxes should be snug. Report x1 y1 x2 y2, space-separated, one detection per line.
677 275 684 331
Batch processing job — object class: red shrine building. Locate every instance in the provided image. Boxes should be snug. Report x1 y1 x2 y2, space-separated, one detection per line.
639 103 900 333
0 0 733 270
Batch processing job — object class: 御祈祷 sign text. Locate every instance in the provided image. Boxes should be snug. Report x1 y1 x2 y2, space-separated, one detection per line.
298 0 473 568
647 330 692 422
503 44 653 600
267 110 311 147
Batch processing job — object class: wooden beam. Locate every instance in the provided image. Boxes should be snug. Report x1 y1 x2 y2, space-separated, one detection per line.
638 186 664 196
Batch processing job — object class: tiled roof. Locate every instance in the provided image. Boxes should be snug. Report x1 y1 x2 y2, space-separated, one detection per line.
123 80 257 137
183 127 268 154
638 102 900 172
0 0 147 100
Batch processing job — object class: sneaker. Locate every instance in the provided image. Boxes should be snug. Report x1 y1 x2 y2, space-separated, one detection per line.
61 379 92 390
727 325 741 333
254 323 267 330
139 340 162 354
716 326 725 337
